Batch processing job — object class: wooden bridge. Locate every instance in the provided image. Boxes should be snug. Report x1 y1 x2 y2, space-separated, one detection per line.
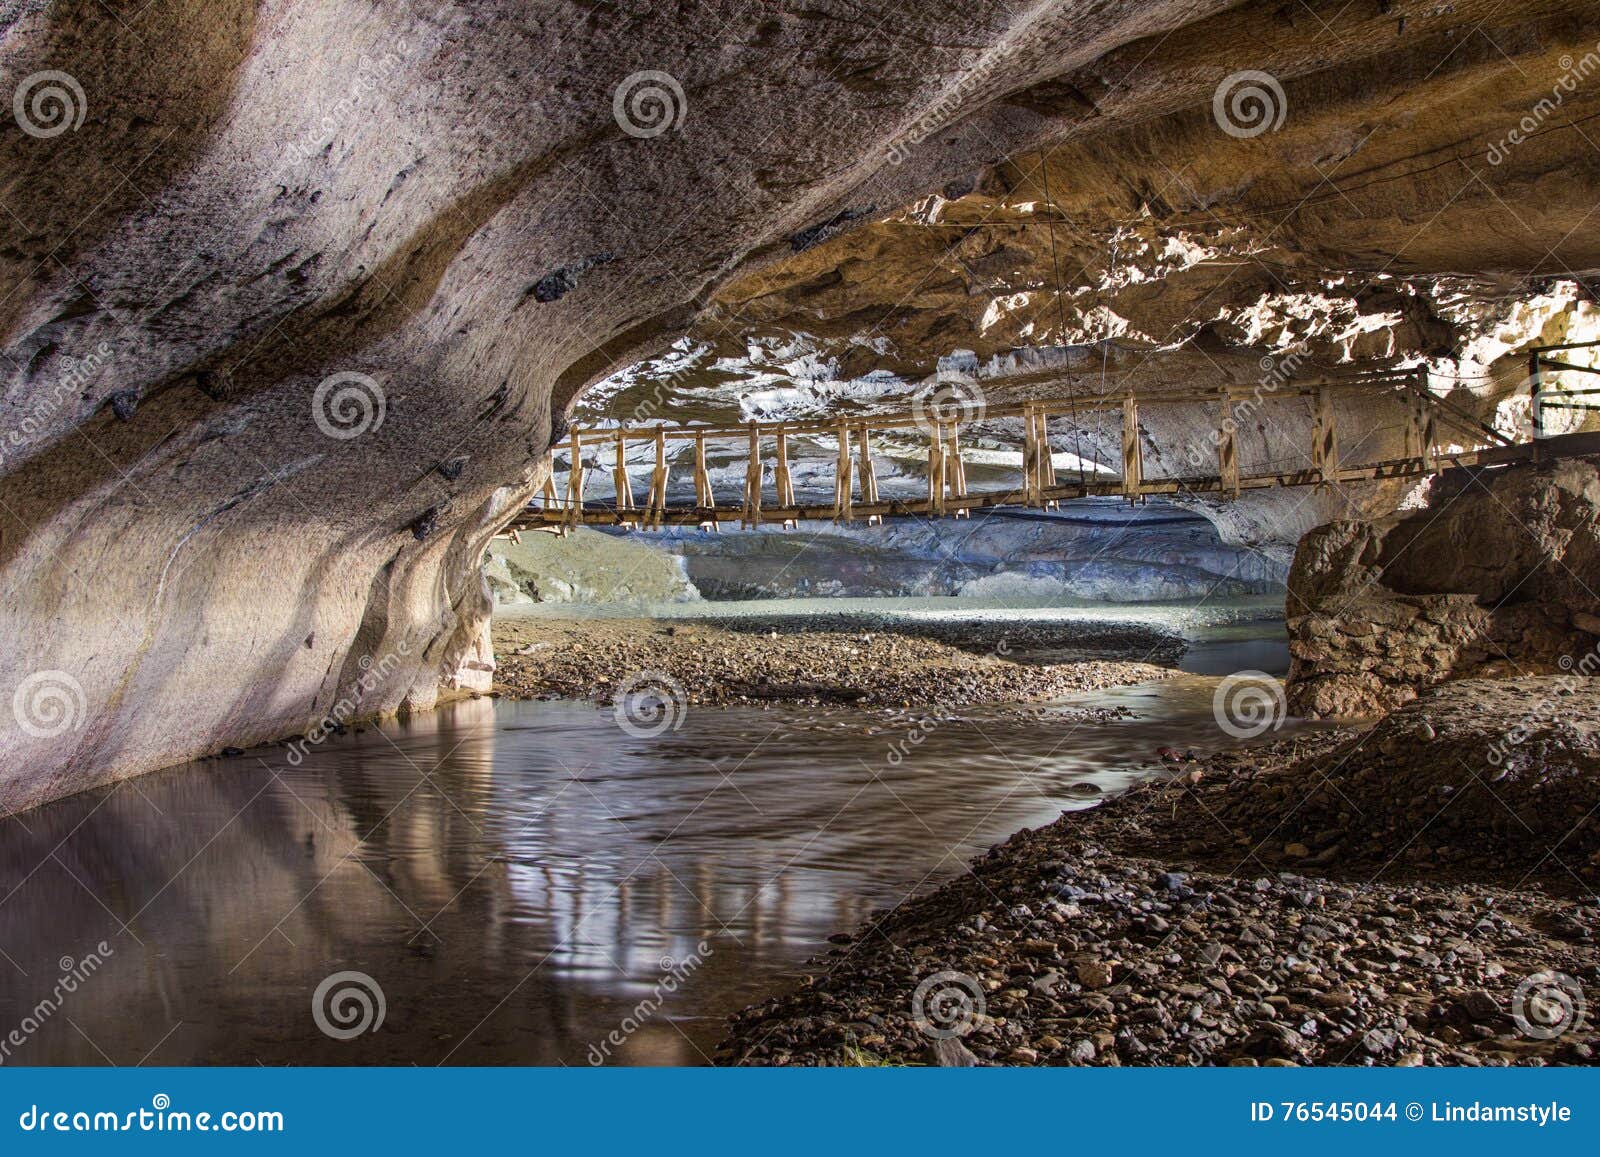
513 366 1553 533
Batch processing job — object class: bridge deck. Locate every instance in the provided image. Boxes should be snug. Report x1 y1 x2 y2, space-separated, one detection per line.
513 373 1581 533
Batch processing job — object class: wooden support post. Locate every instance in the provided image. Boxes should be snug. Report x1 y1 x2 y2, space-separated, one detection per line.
1036 407 1058 495
542 473 558 510
1530 352 1545 460
694 431 713 509
565 429 585 529
833 420 853 522
1022 403 1040 507
1312 386 1339 484
774 425 795 507
647 428 669 527
1405 390 1438 471
1218 395 1240 500
1121 396 1142 500
743 422 762 528
928 426 947 516
947 423 969 517
613 429 633 516
857 426 881 524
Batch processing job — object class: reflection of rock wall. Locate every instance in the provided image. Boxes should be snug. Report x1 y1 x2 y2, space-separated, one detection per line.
1285 458 1600 717
627 503 1282 602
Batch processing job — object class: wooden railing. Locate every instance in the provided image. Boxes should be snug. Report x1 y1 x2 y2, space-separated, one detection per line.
513 369 1520 532
1529 340 1600 454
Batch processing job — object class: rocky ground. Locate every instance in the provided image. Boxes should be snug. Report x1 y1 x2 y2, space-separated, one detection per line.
720 679 1600 1067
491 612 1183 712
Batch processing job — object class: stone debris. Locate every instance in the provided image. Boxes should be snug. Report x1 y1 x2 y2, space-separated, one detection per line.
719 679 1600 1067
493 612 1182 713
1287 458 1600 717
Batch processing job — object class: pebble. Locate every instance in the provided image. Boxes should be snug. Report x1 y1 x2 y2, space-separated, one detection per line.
718 713 1600 1068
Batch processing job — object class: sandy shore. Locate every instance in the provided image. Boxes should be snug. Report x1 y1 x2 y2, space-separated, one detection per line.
492 610 1184 712
720 679 1600 1067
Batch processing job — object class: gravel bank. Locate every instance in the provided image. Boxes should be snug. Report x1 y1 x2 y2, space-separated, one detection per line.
720 680 1600 1067
492 612 1183 711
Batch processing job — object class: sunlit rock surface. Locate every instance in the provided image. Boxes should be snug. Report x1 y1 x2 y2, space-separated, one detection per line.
5 0 1600 810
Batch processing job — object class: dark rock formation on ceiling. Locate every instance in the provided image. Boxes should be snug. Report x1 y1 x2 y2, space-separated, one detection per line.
4 0 1600 811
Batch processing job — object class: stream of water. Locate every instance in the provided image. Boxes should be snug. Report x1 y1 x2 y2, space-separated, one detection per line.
0 603 1305 1067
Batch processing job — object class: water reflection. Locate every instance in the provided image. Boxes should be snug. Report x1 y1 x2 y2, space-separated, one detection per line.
0 631 1302 1066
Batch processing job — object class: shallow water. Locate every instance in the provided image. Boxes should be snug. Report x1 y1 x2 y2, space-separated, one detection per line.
0 611 1300 1067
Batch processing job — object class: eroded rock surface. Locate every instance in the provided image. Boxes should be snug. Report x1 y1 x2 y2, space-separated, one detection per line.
6 1 1600 810
1286 458 1600 717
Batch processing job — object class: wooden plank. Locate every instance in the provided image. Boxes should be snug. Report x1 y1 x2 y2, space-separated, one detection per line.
774 425 794 506
1021 403 1039 506
1036 407 1057 493
833 420 853 521
1531 357 1600 376
1121 396 1142 500
1312 387 1338 484
947 424 969 517
1531 351 1545 445
613 429 632 512
694 431 713 508
565 429 585 529
1416 384 1514 447
647 428 669 527
743 423 762 527
857 426 881 524
1218 395 1239 499
523 375 1566 534
524 445 1598 530
535 456 1501 528
1405 390 1437 470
